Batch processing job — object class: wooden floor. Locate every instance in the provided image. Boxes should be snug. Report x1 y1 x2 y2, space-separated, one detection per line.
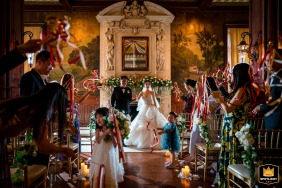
47 151 218 188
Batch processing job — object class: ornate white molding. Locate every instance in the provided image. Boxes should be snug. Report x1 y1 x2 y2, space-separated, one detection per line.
97 1 174 115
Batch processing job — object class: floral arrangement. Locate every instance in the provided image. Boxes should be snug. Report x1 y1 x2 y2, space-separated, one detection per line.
104 75 173 94
176 114 188 136
89 109 131 142
195 116 212 148
11 141 37 185
235 123 257 186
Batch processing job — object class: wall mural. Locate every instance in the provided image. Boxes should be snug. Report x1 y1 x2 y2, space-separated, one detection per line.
45 12 224 95
171 15 224 91
46 12 100 93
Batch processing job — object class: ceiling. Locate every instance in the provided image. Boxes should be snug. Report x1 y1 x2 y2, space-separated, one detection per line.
24 0 249 12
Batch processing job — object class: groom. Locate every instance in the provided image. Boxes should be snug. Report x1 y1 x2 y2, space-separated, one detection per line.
111 75 133 146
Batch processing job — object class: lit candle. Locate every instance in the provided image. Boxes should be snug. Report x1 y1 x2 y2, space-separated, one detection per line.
181 168 185 176
165 150 170 157
85 167 89 177
81 162 85 176
184 165 190 177
84 165 88 177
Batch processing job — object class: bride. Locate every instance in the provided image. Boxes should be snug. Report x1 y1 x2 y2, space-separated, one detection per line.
124 80 168 149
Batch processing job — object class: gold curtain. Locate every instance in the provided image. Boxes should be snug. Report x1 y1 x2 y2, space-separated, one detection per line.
227 28 249 68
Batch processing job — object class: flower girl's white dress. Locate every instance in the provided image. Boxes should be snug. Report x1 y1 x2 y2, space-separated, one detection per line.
90 132 124 188
124 94 168 149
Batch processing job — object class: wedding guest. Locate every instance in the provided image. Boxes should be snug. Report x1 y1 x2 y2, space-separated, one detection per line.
60 73 97 149
0 83 75 187
211 63 254 188
252 59 282 130
180 79 197 113
19 50 53 166
20 50 53 96
189 77 220 160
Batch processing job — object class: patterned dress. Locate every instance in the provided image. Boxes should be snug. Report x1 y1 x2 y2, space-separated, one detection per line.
218 90 251 188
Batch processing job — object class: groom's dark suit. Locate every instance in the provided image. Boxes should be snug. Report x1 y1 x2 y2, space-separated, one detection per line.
111 86 132 115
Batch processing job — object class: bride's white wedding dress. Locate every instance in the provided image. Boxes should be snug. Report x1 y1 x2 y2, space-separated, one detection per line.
124 94 168 149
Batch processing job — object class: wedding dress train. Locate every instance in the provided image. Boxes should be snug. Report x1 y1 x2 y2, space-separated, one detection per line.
124 94 168 149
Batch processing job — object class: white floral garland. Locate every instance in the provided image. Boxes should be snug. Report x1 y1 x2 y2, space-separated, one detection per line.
235 123 257 186
196 116 212 148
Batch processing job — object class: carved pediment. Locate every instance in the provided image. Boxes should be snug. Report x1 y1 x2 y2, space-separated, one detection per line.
96 1 174 23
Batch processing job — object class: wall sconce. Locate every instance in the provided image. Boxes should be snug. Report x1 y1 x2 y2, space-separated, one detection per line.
237 31 262 63
22 31 34 67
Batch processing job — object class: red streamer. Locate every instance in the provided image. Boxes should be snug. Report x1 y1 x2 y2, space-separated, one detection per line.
112 110 125 163
146 120 160 152
97 164 105 188
41 16 86 72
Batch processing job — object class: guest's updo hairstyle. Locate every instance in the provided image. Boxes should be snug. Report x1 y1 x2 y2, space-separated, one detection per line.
95 107 109 130
185 79 197 88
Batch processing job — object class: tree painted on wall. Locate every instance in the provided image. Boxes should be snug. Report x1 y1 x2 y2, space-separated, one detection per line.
171 30 202 91
67 36 100 84
195 28 224 74
50 36 100 90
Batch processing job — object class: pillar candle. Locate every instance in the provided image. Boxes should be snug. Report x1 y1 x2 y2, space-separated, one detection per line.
181 168 185 175
84 165 88 177
81 162 85 176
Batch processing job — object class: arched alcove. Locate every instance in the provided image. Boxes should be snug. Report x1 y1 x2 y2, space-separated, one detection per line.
97 1 174 115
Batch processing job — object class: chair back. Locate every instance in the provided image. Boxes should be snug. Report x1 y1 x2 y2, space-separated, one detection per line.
249 118 264 130
254 129 282 165
179 113 191 123
206 115 222 143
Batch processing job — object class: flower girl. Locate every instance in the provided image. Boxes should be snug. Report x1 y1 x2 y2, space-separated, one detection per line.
89 107 124 188
157 112 180 169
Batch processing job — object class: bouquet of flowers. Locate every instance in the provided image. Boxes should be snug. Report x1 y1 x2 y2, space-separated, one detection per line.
89 109 131 142
235 123 257 186
196 116 212 148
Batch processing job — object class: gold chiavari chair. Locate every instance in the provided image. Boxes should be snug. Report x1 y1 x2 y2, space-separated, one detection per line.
227 129 282 188
178 113 191 158
10 133 47 188
194 115 222 182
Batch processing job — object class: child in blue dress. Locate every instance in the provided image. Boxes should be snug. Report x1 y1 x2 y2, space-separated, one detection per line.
157 111 180 169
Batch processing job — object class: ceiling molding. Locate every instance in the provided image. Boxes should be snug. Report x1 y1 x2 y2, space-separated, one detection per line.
24 0 249 12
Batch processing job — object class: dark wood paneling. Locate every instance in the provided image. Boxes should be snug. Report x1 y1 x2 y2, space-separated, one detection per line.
0 0 24 100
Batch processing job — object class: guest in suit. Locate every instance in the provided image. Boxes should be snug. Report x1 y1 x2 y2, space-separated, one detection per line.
111 75 133 146
20 50 52 96
111 75 133 115
19 50 53 166
253 59 282 130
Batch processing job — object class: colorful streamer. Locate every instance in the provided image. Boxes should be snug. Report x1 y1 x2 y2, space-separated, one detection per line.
146 120 159 152
42 16 86 72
